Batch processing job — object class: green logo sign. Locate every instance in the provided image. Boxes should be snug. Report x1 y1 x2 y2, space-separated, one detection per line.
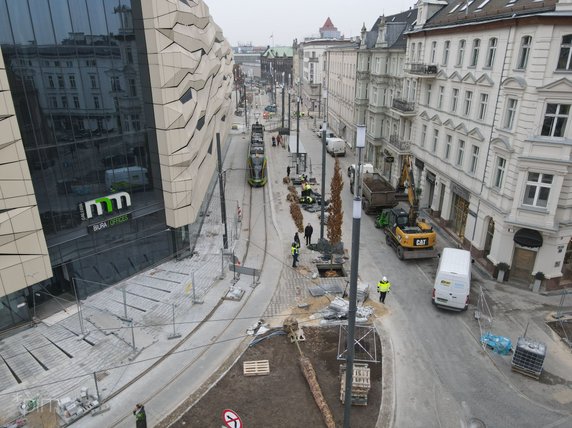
80 192 132 220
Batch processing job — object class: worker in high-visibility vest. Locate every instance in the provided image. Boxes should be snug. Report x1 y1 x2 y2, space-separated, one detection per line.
291 242 300 268
377 276 391 303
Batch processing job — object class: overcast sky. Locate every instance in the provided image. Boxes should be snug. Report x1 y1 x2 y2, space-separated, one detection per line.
206 0 412 47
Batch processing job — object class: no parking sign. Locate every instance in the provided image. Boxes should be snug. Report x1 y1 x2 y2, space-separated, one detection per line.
222 409 243 428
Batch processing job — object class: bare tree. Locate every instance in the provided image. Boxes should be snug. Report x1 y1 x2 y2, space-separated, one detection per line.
327 158 343 247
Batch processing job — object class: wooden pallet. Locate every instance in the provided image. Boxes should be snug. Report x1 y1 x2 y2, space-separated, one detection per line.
511 365 541 380
243 360 270 376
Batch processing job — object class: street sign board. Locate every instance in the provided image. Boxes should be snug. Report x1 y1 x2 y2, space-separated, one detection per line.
222 409 242 428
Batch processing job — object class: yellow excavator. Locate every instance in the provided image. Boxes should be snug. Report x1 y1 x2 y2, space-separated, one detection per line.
376 156 438 260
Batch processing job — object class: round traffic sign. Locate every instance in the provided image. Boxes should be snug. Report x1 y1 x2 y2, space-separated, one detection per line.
222 409 242 428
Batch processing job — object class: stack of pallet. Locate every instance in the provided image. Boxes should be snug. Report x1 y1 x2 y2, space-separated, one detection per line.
339 363 371 406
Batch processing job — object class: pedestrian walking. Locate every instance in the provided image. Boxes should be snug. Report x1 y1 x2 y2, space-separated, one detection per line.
133 403 147 428
304 223 314 245
277 134 282 147
272 136 276 146
294 232 301 248
287 165 291 178
291 242 300 267
377 276 391 303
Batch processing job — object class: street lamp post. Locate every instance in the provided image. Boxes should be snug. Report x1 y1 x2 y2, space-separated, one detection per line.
72 277 88 338
320 121 327 243
343 124 366 427
296 97 301 175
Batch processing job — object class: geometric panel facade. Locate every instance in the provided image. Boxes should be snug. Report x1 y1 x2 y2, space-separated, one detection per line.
135 0 234 227
0 48 52 297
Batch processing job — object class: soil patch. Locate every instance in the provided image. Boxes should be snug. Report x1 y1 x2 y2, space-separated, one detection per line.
170 326 382 427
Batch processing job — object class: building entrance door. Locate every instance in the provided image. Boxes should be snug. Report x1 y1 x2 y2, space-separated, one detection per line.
512 247 536 283
451 194 469 239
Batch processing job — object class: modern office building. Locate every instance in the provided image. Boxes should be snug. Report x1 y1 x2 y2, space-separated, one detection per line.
0 0 233 332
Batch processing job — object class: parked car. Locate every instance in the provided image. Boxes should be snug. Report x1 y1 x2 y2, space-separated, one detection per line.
264 104 277 113
316 128 335 138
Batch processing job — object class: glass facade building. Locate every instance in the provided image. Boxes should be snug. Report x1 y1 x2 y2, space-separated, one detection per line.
0 0 186 329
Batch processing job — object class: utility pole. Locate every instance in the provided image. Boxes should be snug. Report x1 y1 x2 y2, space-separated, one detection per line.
243 81 248 130
296 97 300 175
281 86 285 129
343 125 366 427
216 133 228 249
320 123 327 242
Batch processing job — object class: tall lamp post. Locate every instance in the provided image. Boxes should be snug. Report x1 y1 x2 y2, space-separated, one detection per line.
296 96 301 175
343 124 366 427
320 120 327 243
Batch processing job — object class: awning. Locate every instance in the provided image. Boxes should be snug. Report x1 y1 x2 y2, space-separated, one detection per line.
513 228 543 248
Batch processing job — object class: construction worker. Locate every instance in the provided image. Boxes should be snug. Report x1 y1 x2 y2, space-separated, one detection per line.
133 403 147 428
377 276 391 303
299 195 314 204
302 181 312 197
291 242 300 267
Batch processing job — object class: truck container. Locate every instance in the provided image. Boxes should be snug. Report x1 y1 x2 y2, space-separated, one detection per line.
360 173 397 214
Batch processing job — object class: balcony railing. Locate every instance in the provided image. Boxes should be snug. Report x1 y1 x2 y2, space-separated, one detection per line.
388 134 411 152
392 98 415 113
407 63 438 75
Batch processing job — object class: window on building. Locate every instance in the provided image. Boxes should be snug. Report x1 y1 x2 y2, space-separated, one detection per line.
517 36 532 70
48 75 54 88
66 60 73 68
463 90 473 116
470 39 480 67
421 124 427 147
541 103 570 137
523 172 553 208
129 79 137 97
470 145 479 173
503 98 518 130
90 75 97 89
126 47 134 64
438 86 445 109
132 114 141 131
557 35 572 71
93 96 100 109
24 75 35 89
68 75 76 89
451 88 459 112
54 60 60 67
426 83 432 105
432 129 439 152
49 96 57 108
457 139 465 166
445 134 452 160
478 93 489 120
111 76 121 92
456 40 466 66
485 38 497 68
430 41 437 63
73 96 80 109
61 96 68 108
411 43 416 63
57 75 64 88
494 157 506 188
442 40 450 65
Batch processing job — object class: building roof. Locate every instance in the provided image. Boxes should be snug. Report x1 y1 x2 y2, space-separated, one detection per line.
421 0 558 30
321 17 337 31
262 46 294 58
364 7 418 50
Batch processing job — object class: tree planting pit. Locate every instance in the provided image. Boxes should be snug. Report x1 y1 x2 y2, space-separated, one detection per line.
316 263 346 278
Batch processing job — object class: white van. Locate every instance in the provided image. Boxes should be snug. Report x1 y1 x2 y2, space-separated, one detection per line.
432 248 471 311
347 163 374 177
326 137 346 156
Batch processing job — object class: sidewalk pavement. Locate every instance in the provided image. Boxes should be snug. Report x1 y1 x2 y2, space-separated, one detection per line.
1 119 571 427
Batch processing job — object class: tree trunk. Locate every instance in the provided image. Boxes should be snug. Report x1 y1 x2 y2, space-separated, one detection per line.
299 356 335 428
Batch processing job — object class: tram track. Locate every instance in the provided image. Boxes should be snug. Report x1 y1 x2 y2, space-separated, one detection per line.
104 135 271 427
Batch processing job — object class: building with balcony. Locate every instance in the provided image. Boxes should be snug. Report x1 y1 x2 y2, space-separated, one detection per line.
407 0 572 289
0 0 233 332
355 8 418 184
324 45 358 147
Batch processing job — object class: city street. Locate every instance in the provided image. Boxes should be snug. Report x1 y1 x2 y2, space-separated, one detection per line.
295 110 572 427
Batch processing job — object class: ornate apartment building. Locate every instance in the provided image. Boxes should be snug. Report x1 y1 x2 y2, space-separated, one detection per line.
407 0 572 288
355 10 418 179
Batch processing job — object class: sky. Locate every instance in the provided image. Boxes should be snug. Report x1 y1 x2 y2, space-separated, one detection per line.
206 0 411 47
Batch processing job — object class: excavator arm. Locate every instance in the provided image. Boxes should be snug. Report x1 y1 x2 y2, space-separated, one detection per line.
398 156 419 225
